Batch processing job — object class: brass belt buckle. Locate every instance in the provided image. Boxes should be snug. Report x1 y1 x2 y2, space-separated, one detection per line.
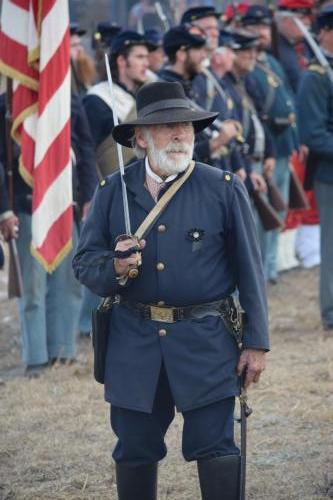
150 305 174 323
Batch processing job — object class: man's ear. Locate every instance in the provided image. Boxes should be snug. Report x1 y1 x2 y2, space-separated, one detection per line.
135 127 148 148
177 47 187 64
117 54 125 70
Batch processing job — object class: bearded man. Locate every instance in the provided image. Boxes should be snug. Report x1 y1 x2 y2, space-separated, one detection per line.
159 24 241 168
73 81 269 500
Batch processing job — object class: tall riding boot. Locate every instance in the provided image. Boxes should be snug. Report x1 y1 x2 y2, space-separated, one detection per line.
115 462 158 500
197 455 241 500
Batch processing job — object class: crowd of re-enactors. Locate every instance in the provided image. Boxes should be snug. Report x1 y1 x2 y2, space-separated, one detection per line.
1 0 332 376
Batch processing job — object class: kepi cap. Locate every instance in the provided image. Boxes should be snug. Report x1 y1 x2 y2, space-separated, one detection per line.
111 30 154 55
181 6 221 24
163 25 206 58
241 5 272 26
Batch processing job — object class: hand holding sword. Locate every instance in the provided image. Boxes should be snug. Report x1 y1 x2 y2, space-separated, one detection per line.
104 53 143 279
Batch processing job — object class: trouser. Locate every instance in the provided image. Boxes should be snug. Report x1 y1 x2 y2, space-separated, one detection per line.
110 365 239 466
314 181 333 328
265 157 290 280
16 212 82 365
252 158 290 280
251 161 269 273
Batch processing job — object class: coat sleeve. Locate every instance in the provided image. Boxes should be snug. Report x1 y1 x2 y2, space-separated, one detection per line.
297 70 333 159
83 94 115 148
228 176 270 351
72 183 122 297
71 95 99 205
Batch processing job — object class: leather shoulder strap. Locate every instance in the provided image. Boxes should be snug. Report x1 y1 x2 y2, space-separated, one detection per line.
134 161 195 240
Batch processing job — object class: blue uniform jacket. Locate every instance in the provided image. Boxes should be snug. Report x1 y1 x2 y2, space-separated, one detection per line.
277 35 312 95
223 72 275 162
297 62 333 185
192 70 247 174
73 160 269 413
247 53 298 158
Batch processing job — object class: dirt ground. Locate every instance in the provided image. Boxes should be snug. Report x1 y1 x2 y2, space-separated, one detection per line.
0 264 332 500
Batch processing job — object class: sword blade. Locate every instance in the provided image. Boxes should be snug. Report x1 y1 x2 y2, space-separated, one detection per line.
104 53 132 235
284 14 333 83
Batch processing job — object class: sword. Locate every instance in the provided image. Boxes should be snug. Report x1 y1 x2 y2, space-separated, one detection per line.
282 12 333 84
104 53 141 279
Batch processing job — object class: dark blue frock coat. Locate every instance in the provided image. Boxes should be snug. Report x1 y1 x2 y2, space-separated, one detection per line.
73 160 269 413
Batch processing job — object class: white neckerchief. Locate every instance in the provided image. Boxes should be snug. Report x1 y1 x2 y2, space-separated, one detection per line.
145 156 177 184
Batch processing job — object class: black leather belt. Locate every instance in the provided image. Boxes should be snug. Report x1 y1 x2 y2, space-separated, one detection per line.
118 297 231 323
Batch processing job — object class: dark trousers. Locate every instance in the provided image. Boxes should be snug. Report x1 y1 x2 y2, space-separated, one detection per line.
111 365 239 466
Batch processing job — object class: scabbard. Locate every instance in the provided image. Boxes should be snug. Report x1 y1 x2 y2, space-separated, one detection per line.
239 392 247 500
239 375 252 500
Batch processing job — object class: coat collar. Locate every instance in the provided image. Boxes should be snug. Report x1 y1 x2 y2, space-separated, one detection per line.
123 160 156 213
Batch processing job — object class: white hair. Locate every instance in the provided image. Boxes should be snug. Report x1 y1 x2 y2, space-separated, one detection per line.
134 126 194 176
132 127 148 159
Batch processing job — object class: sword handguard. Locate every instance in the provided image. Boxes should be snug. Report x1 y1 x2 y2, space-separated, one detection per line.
115 234 142 279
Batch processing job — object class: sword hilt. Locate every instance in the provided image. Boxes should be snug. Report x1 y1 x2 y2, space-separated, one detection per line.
115 234 142 280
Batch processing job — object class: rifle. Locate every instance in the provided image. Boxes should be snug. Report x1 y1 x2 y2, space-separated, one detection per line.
289 164 309 210
252 190 284 231
5 79 24 298
265 176 287 212
268 1 280 60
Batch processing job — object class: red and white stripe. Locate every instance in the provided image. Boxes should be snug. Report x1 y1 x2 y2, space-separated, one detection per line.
0 0 72 272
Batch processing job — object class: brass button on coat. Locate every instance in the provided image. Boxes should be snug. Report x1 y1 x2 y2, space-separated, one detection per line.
159 329 167 337
158 224 166 233
156 262 165 271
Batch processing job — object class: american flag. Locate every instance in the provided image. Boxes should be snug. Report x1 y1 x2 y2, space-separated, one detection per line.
0 0 72 272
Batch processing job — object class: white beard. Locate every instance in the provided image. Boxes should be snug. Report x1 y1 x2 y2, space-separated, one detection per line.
145 132 194 176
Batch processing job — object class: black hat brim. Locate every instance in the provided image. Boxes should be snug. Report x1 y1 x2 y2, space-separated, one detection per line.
112 108 218 148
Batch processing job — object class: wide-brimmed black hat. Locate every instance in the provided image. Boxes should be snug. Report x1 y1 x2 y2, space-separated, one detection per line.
112 81 218 148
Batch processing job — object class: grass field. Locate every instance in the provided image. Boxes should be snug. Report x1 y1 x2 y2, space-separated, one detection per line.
0 267 332 499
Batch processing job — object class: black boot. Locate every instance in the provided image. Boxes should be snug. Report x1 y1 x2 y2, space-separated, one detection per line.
197 455 241 500
116 462 158 500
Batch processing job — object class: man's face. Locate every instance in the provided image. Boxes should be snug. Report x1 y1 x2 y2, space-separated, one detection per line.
136 122 195 175
185 46 207 77
70 34 84 61
245 24 272 50
281 13 312 41
234 47 258 74
193 15 219 50
212 47 235 73
318 27 333 51
148 47 166 73
124 45 149 85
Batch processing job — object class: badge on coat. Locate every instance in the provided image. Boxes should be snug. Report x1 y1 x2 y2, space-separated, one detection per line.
187 228 205 251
